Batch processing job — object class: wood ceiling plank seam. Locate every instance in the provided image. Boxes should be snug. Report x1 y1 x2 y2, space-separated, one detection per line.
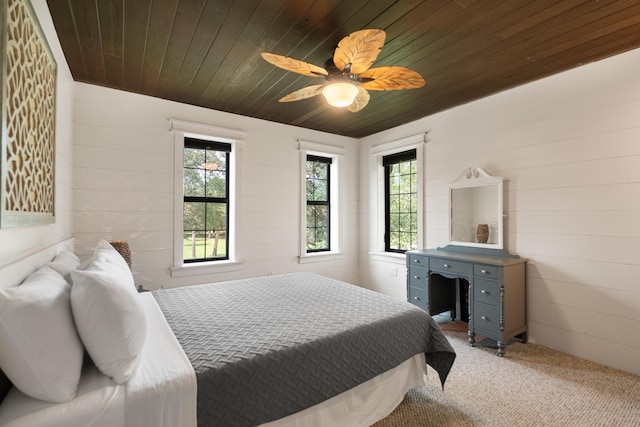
197 0 298 107
122 0 152 89
480 20 640 92
68 0 107 83
435 0 640 91
373 0 542 71
171 0 234 99
394 0 628 92
219 0 321 111
97 0 125 88
139 0 180 94
417 22 640 121
46 0 88 80
155 0 208 98
370 0 461 64
496 0 582 40
185 0 261 100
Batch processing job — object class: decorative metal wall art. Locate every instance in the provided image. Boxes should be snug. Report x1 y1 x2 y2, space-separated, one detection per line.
1 0 56 227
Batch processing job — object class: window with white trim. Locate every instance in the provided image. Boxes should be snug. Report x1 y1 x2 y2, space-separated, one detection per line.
369 133 426 256
170 120 244 276
298 140 344 263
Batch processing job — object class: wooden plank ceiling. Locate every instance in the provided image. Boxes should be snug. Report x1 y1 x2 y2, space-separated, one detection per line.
46 0 640 138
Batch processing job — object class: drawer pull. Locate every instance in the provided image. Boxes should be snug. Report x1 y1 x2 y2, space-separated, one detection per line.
414 296 420 301
443 263 450 268
481 289 487 294
413 259 421 263
481 269 488 274
413 275 420 279
481 315 488 321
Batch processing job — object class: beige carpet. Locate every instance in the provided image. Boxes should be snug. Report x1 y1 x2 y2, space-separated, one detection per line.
375 321 640 427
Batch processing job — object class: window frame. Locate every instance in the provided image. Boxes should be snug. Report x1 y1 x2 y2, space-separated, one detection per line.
306 154 332 253
383 149 417 253
182 137 231 263
298 140 344 263
170 120 244 277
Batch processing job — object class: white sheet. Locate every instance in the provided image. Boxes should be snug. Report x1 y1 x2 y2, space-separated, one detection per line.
125 292 197 427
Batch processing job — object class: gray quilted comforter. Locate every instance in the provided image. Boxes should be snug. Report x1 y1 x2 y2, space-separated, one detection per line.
152 272 455 427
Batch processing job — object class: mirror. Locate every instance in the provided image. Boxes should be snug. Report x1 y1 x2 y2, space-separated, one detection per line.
449 167 504 249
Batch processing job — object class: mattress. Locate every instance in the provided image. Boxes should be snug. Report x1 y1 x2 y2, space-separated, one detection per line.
153 272 456 427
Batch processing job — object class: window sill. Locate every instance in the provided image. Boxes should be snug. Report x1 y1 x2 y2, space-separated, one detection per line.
170 260 243 278
368 251 407 264
299 251 344 264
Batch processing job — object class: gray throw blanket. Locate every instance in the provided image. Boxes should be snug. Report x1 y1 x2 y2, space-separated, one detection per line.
153 272 455 427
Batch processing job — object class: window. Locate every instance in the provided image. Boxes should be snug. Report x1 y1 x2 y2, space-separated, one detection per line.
384 149 417 253
298 140 344 263
306 155 331 252
182 137 231 263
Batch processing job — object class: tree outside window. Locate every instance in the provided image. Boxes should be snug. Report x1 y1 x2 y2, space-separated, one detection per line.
384 149 417 252
183 138 230 262
306 155 331 252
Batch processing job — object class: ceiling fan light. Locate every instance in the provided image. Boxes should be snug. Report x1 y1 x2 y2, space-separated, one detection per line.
322 82 358 107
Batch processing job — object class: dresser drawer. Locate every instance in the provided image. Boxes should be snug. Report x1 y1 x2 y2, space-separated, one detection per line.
474 278 499 306
430 258 471 277
408 266 427 287
408 286 428 310
474 302 499 331
474 264 499 280
407 254 428 268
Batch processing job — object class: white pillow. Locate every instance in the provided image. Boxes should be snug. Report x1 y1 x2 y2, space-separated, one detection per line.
0 266 84 402
70 240 146 384
49 249 81 284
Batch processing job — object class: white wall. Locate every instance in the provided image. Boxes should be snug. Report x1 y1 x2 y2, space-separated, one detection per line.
72 84 360 289
360 48 640 375
0 1 75 283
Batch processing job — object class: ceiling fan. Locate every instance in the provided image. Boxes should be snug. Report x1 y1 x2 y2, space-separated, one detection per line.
261 29 425 112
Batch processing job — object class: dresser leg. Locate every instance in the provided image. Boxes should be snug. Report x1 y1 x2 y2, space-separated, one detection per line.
468 330 476 347
497 341 505 357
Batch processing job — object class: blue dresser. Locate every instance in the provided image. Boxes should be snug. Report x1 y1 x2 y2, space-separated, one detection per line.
407 246 527 356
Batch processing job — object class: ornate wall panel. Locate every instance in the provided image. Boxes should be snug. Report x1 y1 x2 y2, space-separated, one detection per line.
1 0 56 227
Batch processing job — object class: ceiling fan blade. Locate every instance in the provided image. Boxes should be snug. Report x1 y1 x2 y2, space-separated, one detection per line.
333 29 385 75
278 85 324 102
348 86 370 112
359 66 425 91
261 52 328 77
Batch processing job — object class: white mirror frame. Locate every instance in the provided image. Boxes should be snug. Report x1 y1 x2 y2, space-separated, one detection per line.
448 166 504 250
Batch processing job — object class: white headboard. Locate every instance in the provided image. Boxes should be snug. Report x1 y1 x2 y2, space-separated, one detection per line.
0 237 74 289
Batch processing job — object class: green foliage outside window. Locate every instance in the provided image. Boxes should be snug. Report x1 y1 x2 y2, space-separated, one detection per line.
306 156 330 252
385 151 417 252
183 140 230 262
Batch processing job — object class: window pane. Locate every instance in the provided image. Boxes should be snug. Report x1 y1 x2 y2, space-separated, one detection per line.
184 148 205 169
205 170 227 198
183 202 205 231
384 152 417 253
184 168 205 197
306 205 329 251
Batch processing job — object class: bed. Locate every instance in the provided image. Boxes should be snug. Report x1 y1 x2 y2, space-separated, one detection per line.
0 240 455 427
